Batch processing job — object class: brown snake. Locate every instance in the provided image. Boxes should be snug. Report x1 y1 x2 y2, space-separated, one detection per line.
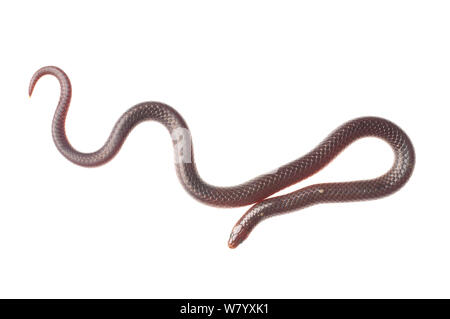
29 66 415 248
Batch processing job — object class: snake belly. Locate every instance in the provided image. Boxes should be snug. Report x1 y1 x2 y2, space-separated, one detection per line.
29 66 415 248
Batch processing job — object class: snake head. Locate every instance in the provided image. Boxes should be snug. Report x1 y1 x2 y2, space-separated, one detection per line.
228 224 250 249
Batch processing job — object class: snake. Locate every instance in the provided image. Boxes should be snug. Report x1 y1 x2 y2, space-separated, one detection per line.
29 66 415 248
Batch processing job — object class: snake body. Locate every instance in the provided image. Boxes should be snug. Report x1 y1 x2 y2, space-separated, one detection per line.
29 66 415 248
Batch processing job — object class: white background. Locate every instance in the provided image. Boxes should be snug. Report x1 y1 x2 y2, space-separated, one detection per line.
0 1 449 298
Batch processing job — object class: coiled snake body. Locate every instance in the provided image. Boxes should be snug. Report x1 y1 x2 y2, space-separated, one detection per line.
30 66 415 248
